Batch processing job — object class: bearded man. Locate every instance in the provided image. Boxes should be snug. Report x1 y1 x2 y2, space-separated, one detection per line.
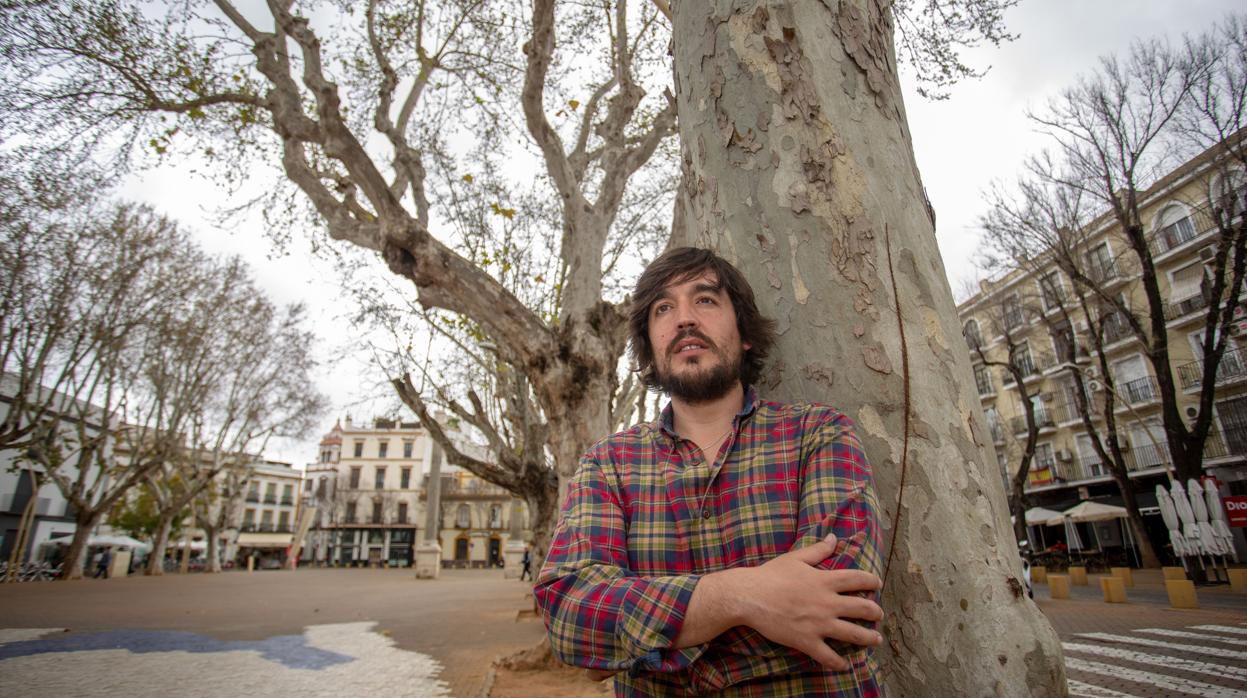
535 247 884 697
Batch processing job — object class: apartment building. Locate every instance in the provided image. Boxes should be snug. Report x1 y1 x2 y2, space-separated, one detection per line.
301 417 428 567
957 144 1247 560
427 469 527 569
230 460 303 568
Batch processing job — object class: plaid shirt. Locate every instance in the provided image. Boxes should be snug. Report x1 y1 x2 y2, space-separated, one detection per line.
535 387 882 697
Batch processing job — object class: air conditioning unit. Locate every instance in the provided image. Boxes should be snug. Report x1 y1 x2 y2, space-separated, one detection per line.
1088 379 1104 392
1085 366 1099 378
1056 448 1073 462
1199 246 1216 262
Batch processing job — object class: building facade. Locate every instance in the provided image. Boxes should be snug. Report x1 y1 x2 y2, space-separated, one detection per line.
229 460 303 568
301 416 530 569
957 145 1247 561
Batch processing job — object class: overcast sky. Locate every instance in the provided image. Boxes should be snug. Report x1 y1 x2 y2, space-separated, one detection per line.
120 0 1241 469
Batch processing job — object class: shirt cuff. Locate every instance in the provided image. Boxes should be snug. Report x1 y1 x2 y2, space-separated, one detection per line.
621 574 708 673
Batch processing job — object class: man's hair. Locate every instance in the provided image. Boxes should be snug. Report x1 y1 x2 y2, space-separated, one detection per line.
628 247 777 390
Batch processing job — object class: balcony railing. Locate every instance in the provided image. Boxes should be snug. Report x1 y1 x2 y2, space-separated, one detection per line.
280 497 294 506
1149 209 1213 256
1010 410 1056 435
1176 348 1247 390
245 493 260 503
975 372 994 397
263 495 277 504
1101 316 1132 345
1123 442 1171 471
1165 291 1209 321
1001 359 1039 386
1086 261 1118 284
1075 455 1110 479
1118 376 1158 405
1201 427 1247 460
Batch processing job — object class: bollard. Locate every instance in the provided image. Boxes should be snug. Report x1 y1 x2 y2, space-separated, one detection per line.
1162 566 1187 581
1031 566 1047 585
1099 576 1127 603
1048 574 1071 600
1229 568 1247 593
1110 567 1133 588
1165 579 1198 609
247 555 255 572
1068 566 1088 586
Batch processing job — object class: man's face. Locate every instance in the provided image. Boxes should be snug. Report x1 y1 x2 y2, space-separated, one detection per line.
647 271 750 403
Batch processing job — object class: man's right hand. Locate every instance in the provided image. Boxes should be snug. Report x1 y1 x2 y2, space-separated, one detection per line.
733 533 883 670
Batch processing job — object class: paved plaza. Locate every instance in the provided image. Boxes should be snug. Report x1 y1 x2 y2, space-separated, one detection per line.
0 567 1244 697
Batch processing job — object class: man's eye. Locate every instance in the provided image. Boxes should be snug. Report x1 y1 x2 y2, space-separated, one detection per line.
697 296 716 305
654 303 671 315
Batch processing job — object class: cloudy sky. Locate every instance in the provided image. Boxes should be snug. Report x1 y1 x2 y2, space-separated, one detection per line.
121 0 1241 468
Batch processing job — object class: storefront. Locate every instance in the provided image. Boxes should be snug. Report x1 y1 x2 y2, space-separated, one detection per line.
235 532 293 570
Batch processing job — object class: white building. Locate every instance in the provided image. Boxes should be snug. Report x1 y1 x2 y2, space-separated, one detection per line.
229 460 303 568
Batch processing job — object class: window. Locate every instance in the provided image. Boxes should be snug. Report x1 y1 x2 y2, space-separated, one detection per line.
963 319 982 349
371 499 383 524
1075 434 1105 478
489 504 503 529
1217 395 1247 455
261 510 274 531
349 467 361 489
400 467 412 489
456 504 471 528
374 467 386 489
1167 263 1208 319
353 441 364 458
1211 170 1246 219
1112 355 1154 404
246 482 259 502
403 441 414 459
1039 270 1064 311
281 484 293 504
243 509 255 525
278 511 290 531
1084 243 1115 282
1003 294 1023 329
345 502 357 524
1010 341 1035 377
1129 420 1168 468
378 441 389 459
1051 320 1078 364
985 408 1003 443
973 363 993 396
398 502 409 524
264 483 277 503
1154 204 1196 253
316 477 327 498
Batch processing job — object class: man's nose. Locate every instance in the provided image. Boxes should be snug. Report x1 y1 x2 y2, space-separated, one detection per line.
674 305 698 330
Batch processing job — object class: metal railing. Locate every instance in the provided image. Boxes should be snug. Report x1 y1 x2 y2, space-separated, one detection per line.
1118 376 1158 405
1010 410 1056 434
1176 348 1247 390
1165 291 1209 321
1086 260 1118 284
1101 316 1133 344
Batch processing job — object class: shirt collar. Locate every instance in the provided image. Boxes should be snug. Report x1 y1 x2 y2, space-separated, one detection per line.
657 385 760 440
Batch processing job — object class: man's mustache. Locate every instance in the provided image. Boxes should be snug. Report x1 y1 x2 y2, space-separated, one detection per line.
667 329 717 356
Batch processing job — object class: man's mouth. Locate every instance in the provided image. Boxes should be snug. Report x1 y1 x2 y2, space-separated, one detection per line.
671 334 714 356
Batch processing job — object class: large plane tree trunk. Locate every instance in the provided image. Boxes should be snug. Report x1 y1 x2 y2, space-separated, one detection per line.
672 2 1066 694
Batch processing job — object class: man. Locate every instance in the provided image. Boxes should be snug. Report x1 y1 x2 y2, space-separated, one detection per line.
535 248 884 696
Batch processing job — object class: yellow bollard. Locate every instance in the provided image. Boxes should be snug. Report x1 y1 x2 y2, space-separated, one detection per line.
1162 566 1187 581
1068 566 1088 586
1031 566 1047 585
1099 576 1127 603
1110 567 1134 587
1228 568 1247 593
1048 574 1071 600
1165 579 1198 609
247 555 255 572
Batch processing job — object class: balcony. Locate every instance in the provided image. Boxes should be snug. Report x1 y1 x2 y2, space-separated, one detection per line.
975 372 995 397
245 493 260 503
1075 454 1110 479
1086 261 1119 284
1101 316 1133 345
1052 399 1100 425
1165 292 1210 321
1201 427 1247 460
1118 376 1158 405
263 495 277 504
280 497 294 506
1176 348 1247 390
1122 442 1172 472
988 423 1006 444
1010 410 1056 435
1001 359 1039 387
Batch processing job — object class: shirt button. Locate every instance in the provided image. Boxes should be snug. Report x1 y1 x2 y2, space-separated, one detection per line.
702 508 712 520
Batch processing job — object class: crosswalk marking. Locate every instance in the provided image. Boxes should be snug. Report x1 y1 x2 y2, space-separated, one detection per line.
1077 632 1247 661
1063 657 1247 697
1190 625 1247 637
1135 627 1247 646
1066 680 1137 698
1063 641 1247 681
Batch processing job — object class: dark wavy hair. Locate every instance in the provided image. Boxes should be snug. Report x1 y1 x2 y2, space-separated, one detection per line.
628 247 777 390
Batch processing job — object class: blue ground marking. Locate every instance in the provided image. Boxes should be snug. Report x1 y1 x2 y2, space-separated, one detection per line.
0 629 355 670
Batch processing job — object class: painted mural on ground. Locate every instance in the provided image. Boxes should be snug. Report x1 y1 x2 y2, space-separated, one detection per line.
0 622 450 697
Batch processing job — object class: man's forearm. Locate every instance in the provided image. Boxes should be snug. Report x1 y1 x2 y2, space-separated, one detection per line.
672 567 752 648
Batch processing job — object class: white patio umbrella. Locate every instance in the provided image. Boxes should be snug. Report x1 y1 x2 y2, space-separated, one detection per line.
1062 515 1084 560
1204 479 1239 563
1155 485 1187 560
1187 478 1224 557
1171 480 1206 572
1025 507 1062 549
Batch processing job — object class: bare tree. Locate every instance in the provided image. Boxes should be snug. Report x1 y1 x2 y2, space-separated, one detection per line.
1017 19 1247 484
193 461 251 573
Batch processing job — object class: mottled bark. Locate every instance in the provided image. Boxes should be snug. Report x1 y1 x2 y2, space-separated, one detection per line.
672 2 1065 693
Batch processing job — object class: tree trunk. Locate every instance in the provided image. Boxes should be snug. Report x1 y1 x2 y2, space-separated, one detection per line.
1008 484 1029 551
672 2 1065 693
61 509 101 581
1110 470 1161 568
204 524 222 573
146 513 175 576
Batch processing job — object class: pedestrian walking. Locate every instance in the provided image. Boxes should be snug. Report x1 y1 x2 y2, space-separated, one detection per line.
519 547 533 581
94 548 111 579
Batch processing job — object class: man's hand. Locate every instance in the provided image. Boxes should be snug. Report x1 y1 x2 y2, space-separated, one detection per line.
675 533 883 670
734 533 883 670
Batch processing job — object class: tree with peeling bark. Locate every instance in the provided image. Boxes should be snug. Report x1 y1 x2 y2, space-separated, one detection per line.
668 1 1064 692
0 0 677 564
193 462 250 574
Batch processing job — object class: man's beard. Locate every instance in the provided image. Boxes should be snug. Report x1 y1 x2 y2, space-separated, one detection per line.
654 332 743 403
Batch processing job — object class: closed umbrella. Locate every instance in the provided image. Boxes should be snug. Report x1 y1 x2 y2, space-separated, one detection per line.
1156 485 1188 561
1204 479 1239 563
1171 480 1206 572
1063 515 1084 561
1187 478 1223 556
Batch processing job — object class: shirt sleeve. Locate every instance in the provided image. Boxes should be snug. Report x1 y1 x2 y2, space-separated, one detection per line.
794 410 883 654
533 449 708 674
